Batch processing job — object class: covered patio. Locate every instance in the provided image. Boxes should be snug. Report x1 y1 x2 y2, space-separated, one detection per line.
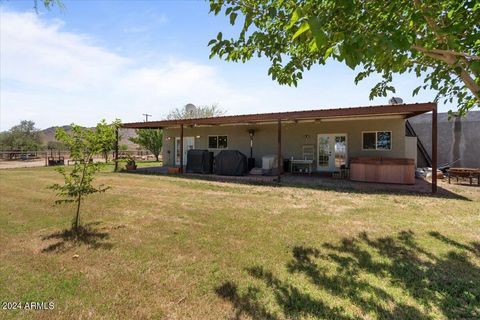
119 102 438 193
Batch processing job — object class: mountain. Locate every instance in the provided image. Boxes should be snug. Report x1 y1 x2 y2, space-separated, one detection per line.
38 125 74 144
39 126 139 150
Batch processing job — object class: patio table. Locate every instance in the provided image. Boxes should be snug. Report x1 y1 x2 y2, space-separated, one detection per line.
290 159 313 173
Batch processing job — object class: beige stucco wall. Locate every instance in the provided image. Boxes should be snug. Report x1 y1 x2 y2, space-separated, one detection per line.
162 118 407 170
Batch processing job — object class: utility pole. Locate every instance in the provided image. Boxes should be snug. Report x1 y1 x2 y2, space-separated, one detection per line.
142 113 152 122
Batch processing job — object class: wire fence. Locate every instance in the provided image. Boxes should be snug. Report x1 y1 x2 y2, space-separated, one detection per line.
0 150 159 166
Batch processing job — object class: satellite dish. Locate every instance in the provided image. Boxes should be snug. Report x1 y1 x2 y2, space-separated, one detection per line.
185 103 196 113
389 97 404 105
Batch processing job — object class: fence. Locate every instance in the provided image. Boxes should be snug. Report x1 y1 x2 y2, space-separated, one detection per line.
0 150 159 166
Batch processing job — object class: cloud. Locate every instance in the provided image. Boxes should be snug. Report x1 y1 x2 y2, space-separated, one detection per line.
0 10 254 129
0 8 442 131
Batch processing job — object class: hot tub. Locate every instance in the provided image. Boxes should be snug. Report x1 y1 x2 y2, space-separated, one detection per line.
350 157 415 185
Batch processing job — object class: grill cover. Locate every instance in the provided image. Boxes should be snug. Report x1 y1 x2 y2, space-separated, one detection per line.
186 149 213 174
214 150 248 176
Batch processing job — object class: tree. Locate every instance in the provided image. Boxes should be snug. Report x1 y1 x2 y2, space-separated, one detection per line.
167 104 226 119
129 129 163 161
49 119 121 232
96 120 120 163
119 144 129 152
0 120 41 152
209 0 480 115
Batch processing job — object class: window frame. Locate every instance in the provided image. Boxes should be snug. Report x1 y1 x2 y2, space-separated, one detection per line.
361 131 392 151
208 135 229 150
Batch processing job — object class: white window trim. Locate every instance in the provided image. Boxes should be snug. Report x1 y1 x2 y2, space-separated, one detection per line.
208 135 229 150
361 131 392 151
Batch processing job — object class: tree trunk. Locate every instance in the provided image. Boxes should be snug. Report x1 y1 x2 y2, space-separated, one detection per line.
73 159 89 232
155 154 159 162
74 195 81 232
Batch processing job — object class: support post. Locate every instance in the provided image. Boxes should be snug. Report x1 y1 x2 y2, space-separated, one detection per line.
277 119 282 183
114 127 119 172
431 104 438 193
180 124 184 173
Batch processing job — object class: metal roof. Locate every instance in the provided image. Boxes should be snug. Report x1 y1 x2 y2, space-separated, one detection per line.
122 102 436 129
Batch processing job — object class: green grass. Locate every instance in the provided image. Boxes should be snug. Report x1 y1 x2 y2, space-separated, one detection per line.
0 166 479 319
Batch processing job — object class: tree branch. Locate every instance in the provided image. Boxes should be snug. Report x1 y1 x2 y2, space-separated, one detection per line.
412 0 448 44
412 45 455 63
426 48 479 61
412 45 480 101
458 68 480 100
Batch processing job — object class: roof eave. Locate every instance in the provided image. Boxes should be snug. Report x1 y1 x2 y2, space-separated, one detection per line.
121 102 436 129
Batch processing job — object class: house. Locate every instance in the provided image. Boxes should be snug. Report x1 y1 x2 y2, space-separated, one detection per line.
121 102 438 192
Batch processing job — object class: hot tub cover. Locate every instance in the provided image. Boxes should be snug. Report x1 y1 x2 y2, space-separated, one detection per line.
214 150 248 176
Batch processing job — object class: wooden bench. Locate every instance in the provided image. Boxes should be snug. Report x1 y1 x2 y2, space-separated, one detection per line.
448 168 480 186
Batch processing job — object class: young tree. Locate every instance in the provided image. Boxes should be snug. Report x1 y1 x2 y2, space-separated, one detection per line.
49 119 121 232
167 104 226 119
129 129 163 161
209 0 480 115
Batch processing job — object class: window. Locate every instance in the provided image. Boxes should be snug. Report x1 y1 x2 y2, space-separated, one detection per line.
376 131 392 150
208 136 217 149
218 136 228 149
362 131 392 150
208 135 228 149
362 132 376 150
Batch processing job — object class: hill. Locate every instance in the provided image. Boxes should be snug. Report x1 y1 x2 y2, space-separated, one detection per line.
39 126 139 150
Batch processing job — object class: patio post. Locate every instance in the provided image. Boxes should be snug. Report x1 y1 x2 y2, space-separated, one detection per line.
114 127 119 172
180 124 184 173
432 104 438 193
277 118 282 183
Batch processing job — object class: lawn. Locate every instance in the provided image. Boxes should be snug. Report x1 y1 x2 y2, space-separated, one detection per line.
0 166 479 319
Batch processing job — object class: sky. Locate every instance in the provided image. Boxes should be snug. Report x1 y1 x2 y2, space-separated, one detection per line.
0 0 450 130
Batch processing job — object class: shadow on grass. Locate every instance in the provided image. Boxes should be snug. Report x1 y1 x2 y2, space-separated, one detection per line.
123 169 470 201
41 222 113 253
216 231 480 320
429 231 480 257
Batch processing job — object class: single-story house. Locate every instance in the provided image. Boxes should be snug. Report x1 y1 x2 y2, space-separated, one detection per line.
121 102 438 192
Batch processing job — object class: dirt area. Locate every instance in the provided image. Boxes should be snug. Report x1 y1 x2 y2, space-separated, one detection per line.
0 159 47 169
0 157 107 169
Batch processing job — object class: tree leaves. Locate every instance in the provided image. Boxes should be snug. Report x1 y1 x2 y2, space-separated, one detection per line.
292 21 310 40
166 104 226 120
208 0 480 114
129 129 163 161
0 120 42 151
229 12 237 25
287 7 303 29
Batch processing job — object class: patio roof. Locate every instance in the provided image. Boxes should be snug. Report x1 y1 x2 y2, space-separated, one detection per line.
122 102 436 129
